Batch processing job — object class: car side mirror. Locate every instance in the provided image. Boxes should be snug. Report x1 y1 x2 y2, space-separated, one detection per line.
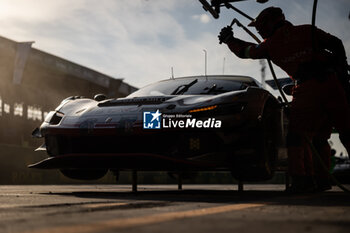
94 94 107 101
282 84 294 96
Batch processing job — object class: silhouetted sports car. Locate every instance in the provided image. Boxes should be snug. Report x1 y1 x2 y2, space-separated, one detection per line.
30 75 285 181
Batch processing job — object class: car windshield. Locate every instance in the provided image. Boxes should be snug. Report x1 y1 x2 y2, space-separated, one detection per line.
128 77 256 97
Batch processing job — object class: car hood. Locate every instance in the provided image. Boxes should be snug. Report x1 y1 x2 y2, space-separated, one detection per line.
52 89 247 126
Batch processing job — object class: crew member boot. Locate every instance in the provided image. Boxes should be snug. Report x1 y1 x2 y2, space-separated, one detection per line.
314 177 332 192
287 176 316 194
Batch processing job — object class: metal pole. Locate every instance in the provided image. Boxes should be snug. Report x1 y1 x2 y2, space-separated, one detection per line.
224 3 254 21
260 59 266 88
178 174 183 190
223 57 226 75
238 180 244 192
203 49 207 76
171 67 174 79
132 170 137 192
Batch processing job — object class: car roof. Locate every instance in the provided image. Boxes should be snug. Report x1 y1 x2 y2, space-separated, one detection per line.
160 75 261 85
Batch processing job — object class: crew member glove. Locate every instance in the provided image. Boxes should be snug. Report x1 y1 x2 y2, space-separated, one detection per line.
218 26 234 44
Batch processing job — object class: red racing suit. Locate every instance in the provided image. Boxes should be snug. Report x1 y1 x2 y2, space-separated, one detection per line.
226 21 350 178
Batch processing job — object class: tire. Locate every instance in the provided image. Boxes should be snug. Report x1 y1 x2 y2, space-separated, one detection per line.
231 99 279 181
256 100 279 179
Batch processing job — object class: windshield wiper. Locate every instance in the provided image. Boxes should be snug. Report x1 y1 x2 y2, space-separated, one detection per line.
171 79 198 95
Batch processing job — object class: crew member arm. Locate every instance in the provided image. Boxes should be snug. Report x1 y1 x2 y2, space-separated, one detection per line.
226 38 269 59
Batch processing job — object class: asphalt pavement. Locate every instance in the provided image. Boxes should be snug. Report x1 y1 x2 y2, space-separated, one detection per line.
0 184 349 233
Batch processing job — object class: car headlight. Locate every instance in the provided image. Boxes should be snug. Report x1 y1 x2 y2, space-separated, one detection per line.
188 105 217 113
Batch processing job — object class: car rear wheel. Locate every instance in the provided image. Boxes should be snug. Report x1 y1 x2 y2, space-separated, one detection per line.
257 100 279 179
231 99 279 181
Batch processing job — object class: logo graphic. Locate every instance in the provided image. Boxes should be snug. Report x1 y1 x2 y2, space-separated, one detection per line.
143 110 162 129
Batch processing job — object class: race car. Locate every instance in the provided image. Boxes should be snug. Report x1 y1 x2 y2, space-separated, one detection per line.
30 75 285 182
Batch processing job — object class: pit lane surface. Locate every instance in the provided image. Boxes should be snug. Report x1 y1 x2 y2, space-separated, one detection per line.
0 185 349 233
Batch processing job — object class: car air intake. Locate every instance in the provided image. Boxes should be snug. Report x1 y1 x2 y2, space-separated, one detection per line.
98 97 172 106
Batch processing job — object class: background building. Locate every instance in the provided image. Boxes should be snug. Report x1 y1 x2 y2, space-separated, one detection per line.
0 36 137 184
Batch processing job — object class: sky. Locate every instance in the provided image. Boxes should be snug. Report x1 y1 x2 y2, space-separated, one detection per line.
0 0 349 89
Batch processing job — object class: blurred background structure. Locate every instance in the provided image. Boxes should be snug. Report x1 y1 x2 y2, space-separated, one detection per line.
0 35 137 184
